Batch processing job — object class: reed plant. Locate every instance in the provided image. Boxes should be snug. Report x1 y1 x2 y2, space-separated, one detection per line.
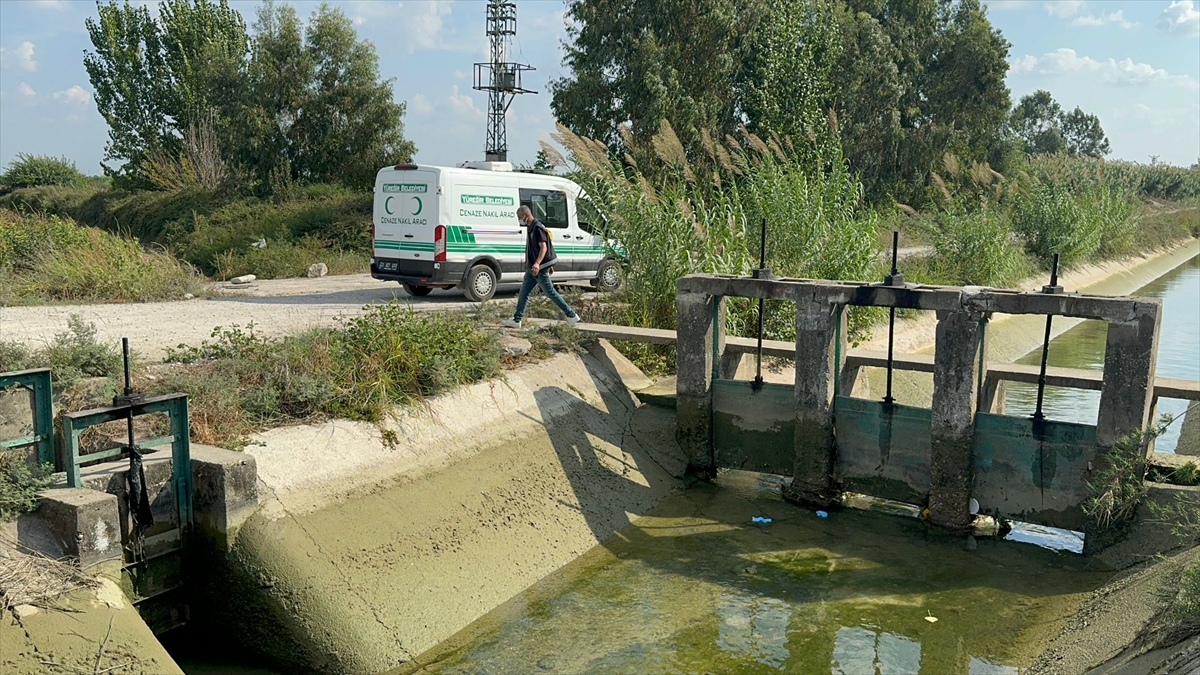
548 121 880 344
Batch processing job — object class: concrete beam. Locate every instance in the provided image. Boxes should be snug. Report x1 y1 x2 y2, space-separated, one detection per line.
1096 302 1162 452
928 310 985 531
678 274 1157 322
785 302 845 507
675 290 725 476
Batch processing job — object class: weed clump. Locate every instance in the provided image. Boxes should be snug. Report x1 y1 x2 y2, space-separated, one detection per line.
0 315 120 387
0 448 53 522
160 303 503 448
0 210 204 305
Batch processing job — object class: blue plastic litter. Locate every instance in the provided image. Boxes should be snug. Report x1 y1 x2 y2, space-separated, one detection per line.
751 516 772 524
815 510 829 518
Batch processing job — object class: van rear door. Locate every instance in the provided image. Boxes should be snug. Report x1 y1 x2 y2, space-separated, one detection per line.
374 169 437 275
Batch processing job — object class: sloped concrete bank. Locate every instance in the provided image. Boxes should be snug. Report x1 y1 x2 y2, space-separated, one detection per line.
201 341 688 674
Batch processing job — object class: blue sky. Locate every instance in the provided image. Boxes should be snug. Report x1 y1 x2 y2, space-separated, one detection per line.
1 0 1198 176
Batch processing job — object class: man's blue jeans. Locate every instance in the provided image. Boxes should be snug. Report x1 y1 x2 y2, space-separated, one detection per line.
513 268 577 321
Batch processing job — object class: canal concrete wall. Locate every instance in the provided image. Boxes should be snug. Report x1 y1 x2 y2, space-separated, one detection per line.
207 341 687 674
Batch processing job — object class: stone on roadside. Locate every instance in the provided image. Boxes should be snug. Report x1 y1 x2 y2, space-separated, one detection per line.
230 274 256 285
184 293 195 299
307 263 329 278
499 335 531 357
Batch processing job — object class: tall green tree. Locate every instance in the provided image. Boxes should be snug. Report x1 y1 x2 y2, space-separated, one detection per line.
1010 90 1109 158
84 0 172 184
1060 106 1111 158
1010 90 1067 155
551 0 764 156
85 0 247 185
290 4 414 190
551 0 1014 204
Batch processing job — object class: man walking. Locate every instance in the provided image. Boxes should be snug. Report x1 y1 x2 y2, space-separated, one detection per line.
502 206 581 328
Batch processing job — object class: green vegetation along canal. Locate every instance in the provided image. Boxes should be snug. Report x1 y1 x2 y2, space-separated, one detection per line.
1005 253 1199 452
397 471 1110 675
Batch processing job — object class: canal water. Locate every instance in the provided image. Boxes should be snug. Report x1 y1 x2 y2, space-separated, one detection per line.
1005 253 1200 452
395 471 1109 675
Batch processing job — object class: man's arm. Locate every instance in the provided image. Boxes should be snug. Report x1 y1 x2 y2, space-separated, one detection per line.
532 242 547 274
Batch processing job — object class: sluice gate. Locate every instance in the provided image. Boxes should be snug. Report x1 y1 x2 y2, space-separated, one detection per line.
674 272 1165 548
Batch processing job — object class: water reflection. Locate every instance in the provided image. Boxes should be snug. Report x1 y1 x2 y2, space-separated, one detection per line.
716 590 791 668
1005 255 1199 452
832 626 920 675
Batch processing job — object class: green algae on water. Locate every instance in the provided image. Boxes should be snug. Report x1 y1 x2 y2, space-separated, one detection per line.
398 471 1110 675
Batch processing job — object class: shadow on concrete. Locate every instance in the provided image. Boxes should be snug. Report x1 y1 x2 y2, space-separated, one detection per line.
528 345 1110 599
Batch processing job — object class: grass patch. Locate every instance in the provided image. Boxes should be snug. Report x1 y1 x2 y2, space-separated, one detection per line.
0 316 122 388
0 210 204 305
0 182 372 279
158 303 503 448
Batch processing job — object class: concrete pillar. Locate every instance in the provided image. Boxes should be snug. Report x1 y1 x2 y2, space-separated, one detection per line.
675 291 725 477
29 488 123 568
785 301 845 506
191 444 259 550
928 310 985 531
1095 302 1161 453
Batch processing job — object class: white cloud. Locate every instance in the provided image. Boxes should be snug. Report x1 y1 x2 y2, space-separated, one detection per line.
18 82 37 98
410 93 434 115
1072 10 1136 28
409 1 454 50
985 0 1034 8
1158 1 1200 36
53 85 91 106
1044 0 1085 18
453 69 467 81
0 41 38 72
31 0 68 9
1011 48 1199 89
448 85 483 120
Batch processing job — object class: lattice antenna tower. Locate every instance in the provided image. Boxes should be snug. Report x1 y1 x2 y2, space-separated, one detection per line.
473 0 536 162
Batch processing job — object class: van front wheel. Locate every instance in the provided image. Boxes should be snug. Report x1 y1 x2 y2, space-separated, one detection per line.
592 259 621 291
403 283 433 297
462 264 497 302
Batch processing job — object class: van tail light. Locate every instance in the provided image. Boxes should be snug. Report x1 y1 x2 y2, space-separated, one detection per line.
434 225 447 262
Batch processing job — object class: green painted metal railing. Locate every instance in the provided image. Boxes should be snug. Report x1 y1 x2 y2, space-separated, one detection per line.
0 368 55 466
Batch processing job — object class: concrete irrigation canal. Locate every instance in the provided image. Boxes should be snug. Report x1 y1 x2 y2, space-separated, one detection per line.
2 242 1198 674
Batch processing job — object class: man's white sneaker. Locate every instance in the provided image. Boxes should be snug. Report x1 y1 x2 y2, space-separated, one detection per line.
501 318 522 329
566 314 582 324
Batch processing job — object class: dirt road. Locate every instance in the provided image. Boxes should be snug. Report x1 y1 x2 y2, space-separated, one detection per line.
0 274 578 361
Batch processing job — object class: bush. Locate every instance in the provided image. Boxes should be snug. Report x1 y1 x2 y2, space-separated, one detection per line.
0 210 204 304
1011 182 1101 267
0 449 54 521
930 209 1028 287
212 237 368 280
158 304 503 448
0 181 372 278
0 153 85 190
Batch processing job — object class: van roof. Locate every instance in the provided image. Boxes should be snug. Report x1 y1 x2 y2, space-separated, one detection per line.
377 163 580 188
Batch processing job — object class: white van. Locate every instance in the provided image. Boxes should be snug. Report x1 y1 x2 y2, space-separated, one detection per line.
370 161 621 301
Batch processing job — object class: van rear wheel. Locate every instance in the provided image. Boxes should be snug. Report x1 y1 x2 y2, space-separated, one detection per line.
462 264 497 302
403 283 432 297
